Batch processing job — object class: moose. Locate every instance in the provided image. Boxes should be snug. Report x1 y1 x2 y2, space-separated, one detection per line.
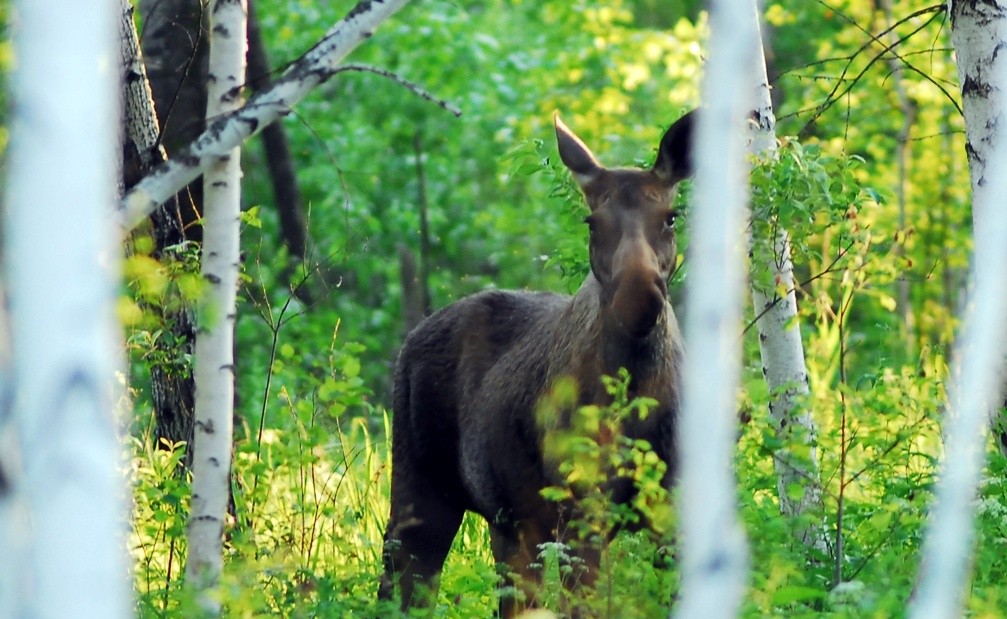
378 110 695 616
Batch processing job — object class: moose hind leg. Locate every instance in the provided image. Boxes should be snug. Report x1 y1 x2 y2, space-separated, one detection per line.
379 487 464 610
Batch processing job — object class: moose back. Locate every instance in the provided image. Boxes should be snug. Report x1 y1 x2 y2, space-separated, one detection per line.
379 110 695 616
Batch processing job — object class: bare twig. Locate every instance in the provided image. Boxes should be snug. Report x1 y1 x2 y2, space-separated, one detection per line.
335 63 462 117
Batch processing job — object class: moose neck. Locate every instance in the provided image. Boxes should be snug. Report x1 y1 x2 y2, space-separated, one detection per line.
553 274 677 402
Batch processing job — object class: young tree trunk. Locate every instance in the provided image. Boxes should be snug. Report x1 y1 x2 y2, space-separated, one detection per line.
2 0 130 616
946 0 1007 455
746 4 827 551
909 23 1007 616
674 1 754 616
880 0 918 355
121 0 198 463
122 0 415 226
184 0 246 611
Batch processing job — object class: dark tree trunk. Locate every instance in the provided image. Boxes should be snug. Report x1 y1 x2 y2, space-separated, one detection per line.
247 0 310 264
130 0 207 460
139 0 209 242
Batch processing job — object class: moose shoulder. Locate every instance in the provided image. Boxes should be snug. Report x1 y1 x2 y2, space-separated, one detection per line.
379 110 695 617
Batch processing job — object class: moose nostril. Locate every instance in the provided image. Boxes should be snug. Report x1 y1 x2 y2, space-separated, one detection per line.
610 271 667 339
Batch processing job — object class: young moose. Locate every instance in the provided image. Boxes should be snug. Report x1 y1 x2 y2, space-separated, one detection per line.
379 110 695 616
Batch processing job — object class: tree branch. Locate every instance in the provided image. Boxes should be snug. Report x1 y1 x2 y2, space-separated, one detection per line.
121 0 416 231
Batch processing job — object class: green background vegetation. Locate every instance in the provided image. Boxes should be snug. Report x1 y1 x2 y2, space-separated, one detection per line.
115 0 1005 616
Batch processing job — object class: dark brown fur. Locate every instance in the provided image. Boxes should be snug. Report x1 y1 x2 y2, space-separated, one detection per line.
379 111 695 616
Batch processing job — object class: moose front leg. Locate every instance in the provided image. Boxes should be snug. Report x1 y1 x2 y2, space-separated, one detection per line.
489 522 551 618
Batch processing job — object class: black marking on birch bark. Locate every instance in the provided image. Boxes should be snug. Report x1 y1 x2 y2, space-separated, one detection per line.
180 153 200 168
209 457 220 466
196 419 216 434
211 180 227 188
50 369 105 444
194 514 222 523
125 69 144 85
759 332 767 343
206 273 222 284
762 365 768 377
213 24 229 37
347 0 383 21
222 85 242 104
993 41 1007 64
241 116 259 134
962 75 992 98
220 363 237 375
702 551 728 574
965 141 981 167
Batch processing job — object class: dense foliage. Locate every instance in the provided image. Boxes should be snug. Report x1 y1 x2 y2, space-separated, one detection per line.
117 0 1007 616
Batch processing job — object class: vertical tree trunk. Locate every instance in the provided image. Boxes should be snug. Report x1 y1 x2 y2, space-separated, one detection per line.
909 4 1007 616
3 0 130 616
247 0 310 263
673 1 754 616
909 22 1007 617
184 0 247 612
746 4 827 551
140 0 209 242
880 0 918 354
946 0 1007 455
121 0 198 463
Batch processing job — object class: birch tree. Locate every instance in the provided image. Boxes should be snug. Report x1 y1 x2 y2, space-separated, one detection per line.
120 0 199 462
908 3 1007 616
2 0 130 616
746 3 825 550
945 0 1007 455
121 0 415 227
908 52 1007 619
673 0 755 616
184 0 247 611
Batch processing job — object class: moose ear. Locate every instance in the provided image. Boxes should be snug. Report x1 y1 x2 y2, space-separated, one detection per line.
555 113 603 187
652 109 696 185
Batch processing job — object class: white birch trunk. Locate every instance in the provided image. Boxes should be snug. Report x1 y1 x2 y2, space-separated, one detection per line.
2 0 130 617
908 53 1007 619
947 0 1007 456
673 1 754 616
908 3 1007 616
184 0 247 612
121 0 413 229
746 3 826 550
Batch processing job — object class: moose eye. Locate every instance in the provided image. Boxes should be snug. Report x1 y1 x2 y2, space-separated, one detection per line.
663 211 678 232
584 215 597 234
